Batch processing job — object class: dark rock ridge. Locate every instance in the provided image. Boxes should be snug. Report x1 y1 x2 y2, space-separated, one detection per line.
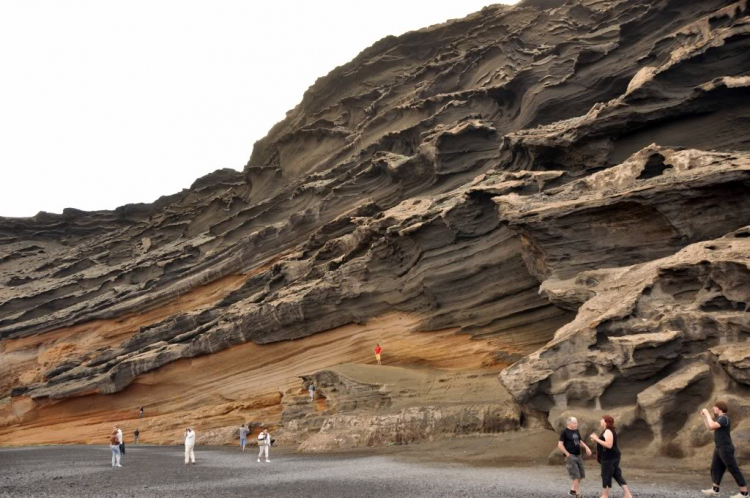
277 365 520 452
2 0 750 451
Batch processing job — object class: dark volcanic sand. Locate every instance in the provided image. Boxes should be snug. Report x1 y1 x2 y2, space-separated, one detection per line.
0 444 715 497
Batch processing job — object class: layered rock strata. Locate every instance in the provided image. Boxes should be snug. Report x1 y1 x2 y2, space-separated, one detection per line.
1 0 750 449
279 365 520 452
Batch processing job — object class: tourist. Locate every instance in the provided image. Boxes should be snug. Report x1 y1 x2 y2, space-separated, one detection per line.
116 425 125 456
239 424 249 453
109 428 122 467
309 383 316 402
257 427 271 463
701 401 748 497
134 428 140 445
558 416 592 498
184 427 196 465
375 344 382 365
140 406 144 418
589 415 632 498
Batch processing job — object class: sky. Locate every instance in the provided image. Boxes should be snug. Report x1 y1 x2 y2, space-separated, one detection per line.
0 1 517 218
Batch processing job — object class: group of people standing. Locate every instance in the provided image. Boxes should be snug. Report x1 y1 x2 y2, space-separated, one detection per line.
238 424 272 462
109 424 271 467
558 401 748 498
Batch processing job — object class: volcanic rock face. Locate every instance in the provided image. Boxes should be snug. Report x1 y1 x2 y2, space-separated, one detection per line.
2 0 750 451
278 365 520 452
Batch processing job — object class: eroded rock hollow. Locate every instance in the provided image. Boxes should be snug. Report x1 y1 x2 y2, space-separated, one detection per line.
2 0 750 456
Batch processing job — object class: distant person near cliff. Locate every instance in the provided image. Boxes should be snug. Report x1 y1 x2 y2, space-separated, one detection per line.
239 424 249 453
701 401 748 497
184 427 196 465
116 425 125 456
140 406 144 418
109 428 122 467
134 428 140 445
558 416 591 498
589 415 632 498
374 344 382 365
308 384 315 401
257 428 271 463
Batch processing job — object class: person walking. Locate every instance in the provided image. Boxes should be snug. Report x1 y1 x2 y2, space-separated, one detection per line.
257 428 271 463
239 424 249 453
109 428 122 467
134 428 140 445
589 415 632 498
140 406 144 418
701 401 749 497
558 416 592 498
116 425 125 456
184 427 196 465
308 384 316 402
374 344 382 365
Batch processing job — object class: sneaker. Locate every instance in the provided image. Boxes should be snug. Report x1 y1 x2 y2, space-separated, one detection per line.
257 458 260 463
702 489 720 496
265 460 271 463
116 464 122 467
729 493 749 498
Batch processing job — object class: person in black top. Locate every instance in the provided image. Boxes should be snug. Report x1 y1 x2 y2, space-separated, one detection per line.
134 428 140 445
558 416 592 498
589 415 633 498
701 400 748 497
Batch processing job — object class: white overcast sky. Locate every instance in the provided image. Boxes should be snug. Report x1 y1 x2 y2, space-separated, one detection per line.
0 1 516 218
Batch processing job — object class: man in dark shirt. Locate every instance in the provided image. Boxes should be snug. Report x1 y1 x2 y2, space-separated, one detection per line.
701 400 748 497
558 416 593 498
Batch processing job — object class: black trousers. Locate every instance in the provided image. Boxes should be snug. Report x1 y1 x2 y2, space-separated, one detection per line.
601 457 627 489
712 445 747 487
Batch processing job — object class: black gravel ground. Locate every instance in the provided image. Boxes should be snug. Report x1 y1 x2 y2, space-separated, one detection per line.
0 445 710 497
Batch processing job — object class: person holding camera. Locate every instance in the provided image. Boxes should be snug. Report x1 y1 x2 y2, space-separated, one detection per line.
257 427 271 463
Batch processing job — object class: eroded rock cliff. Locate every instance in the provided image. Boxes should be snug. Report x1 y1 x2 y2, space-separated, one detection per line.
1 0 750 452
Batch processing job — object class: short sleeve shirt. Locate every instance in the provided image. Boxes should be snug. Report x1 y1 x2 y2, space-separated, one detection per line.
559 428 582 456
715 415 733 447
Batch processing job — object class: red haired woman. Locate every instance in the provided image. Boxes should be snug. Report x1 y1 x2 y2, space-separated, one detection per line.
589 415 633 498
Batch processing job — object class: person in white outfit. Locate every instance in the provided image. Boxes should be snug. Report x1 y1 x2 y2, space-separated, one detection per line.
257 428 271 463
184 427 196 465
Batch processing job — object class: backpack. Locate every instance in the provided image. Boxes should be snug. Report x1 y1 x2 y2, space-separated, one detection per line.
257 433 266 444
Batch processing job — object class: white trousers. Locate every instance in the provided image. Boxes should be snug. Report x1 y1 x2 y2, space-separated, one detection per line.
185 444 195 463
110 445 121 466
258 444 269 460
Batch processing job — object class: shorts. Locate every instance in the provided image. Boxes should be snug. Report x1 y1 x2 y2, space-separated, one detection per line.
375 354 381 360
240 438 246 446
566 454 585 480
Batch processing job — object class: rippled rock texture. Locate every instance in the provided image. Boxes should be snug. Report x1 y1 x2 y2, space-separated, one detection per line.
2 0 750 450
